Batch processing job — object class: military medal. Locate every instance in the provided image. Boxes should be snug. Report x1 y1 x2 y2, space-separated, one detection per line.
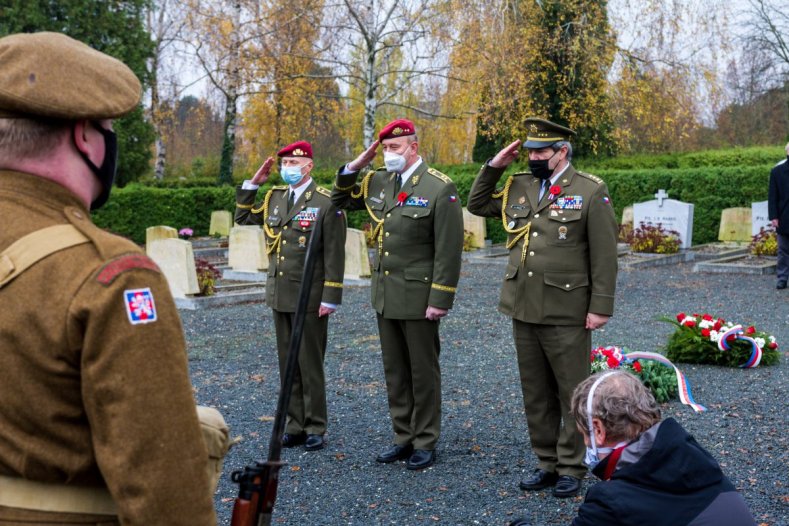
558 226 568 240
300 220 310 227
273 206 279 215
379 189 386 200
508 220 516 229
298 235 307 247
518 196 526 204
550 210 558 217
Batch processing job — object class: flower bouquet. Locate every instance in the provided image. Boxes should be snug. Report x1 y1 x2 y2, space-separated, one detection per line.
662 313 780 368
178 227 194 240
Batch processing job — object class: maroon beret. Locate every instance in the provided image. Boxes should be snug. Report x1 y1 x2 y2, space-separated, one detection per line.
378 119 416 141
277 140 312 158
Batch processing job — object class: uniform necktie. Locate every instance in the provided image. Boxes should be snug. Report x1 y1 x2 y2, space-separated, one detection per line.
394 174 402 198
538 179 551 203
287 191 295 212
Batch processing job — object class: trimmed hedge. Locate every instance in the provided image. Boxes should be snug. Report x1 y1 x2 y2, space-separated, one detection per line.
94 161 774 247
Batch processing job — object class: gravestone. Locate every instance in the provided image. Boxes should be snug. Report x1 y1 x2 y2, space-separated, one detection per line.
228 226 268 272
145 225 178 249
621 205 634 230
633 189 694 249
146 239 199 298
718 208 751 242
344 228 371 279
752 200 771 236
462 207 486 249
209 211 233 237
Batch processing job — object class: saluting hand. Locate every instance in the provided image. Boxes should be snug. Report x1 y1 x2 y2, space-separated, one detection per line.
347 140 380 172
489 140 521 169
251 157 275 185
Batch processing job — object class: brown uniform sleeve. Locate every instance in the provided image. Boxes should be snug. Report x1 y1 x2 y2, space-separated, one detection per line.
427 182 464 309
467 162 507 218
72 262 215 526
321 202 347 305
586 183 618 316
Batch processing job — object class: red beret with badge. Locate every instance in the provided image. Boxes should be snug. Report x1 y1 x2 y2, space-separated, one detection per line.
277 140 313 159
378 119 416 141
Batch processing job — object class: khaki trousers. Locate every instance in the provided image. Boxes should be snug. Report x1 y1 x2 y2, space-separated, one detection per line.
512 320 590 479
377 315 441 450
273 309 329 435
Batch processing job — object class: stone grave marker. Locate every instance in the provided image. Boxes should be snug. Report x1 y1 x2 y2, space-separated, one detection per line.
209 210 233 237
633 189 694 249
621 205 634 230
344 228 371 279
145 225 178 249
751 200 771 236
718 208 751 242
462 207 486 249
228 225 268 272
146 238 199 298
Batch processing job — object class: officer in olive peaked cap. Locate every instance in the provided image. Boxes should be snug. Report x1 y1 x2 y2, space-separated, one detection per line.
0 32 224 525
468 117 618 499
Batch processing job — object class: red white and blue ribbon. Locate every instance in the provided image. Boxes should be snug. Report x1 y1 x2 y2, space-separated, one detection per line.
623 351 707 413
717 325 762 368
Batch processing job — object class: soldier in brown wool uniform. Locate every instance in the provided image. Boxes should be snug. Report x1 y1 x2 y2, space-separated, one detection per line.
468 118 618 498
0 32 227 525
235 141 346 451
331 119 464 470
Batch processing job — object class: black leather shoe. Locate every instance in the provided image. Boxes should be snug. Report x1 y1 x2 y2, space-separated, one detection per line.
777 281 787 290
282 432 307 448
376 443 414 463
519 469 558 491
406 449 436 470
508 518 532 526
553 475 582 498
304 434 325 451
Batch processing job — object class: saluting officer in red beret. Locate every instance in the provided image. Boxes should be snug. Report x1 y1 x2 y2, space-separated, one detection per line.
235 141 346 452
331 119 464 470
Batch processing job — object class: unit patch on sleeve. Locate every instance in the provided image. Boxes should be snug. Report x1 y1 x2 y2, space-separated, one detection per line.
124 288 158 324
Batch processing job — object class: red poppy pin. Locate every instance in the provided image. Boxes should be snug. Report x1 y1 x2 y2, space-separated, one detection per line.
549 185 561 197
397 192 408 206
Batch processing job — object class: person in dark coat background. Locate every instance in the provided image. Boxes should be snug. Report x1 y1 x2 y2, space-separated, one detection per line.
768 142 789 290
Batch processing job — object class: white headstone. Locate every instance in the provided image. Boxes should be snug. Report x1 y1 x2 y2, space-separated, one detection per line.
209 210 233 237
146 239 200 298
621 205 634 228
752 200 771 236
344 228 371 279
633 190 694 248
462 207 486 248
228 226 268 272
145 225 178 249
718 208 751 242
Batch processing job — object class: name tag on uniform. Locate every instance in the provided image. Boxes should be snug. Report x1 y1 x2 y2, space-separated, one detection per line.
293 207 319 222
550 196 583 210
404 196 429 207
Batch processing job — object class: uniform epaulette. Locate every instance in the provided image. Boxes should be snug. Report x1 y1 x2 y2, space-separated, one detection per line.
427 167 452 184
272 185 288 191
374 166 387 173
512 171 531 177
577 171 604 184
316 186 331 197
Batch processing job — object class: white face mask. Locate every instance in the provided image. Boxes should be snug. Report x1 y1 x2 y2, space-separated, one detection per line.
583 372 617 470
383 151 407 173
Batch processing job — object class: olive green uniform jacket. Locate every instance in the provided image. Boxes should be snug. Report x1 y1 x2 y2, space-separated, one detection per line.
0 171 215 525
467 163 618 323
330 162 464 318
235 180 346 312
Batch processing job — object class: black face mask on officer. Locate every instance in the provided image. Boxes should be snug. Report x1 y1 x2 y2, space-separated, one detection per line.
527 148 562 180
74 121 118 210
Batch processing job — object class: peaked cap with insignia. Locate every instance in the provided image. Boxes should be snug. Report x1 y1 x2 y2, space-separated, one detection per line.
523 117 576 149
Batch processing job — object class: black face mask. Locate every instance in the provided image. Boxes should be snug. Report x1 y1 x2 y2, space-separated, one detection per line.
75 122 118 210
528 149 559 180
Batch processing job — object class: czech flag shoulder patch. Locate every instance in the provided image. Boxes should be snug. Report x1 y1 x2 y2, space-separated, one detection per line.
124 288 158 325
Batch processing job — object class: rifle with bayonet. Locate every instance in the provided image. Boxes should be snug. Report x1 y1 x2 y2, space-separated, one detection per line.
230 215 324 526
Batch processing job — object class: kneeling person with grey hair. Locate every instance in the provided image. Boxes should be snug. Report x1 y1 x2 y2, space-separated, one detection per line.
567 371 755 526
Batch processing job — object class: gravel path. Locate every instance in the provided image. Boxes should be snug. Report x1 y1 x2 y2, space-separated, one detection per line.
182 259 789 526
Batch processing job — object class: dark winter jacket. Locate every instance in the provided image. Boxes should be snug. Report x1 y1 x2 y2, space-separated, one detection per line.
572 418 755 526
769 157 789 235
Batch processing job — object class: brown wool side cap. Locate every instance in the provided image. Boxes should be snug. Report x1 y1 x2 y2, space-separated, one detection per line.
0 32 141 120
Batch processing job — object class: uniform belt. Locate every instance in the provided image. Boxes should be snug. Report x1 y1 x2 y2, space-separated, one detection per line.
0 474 118 516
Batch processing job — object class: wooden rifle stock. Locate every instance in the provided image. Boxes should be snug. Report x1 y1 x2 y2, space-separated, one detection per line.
230 216 324 526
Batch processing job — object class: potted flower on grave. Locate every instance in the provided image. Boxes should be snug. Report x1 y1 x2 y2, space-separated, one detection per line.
623 222 681 254
749 227 778 257
662 313 780 367
195 258 221 296
179 227 194 240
